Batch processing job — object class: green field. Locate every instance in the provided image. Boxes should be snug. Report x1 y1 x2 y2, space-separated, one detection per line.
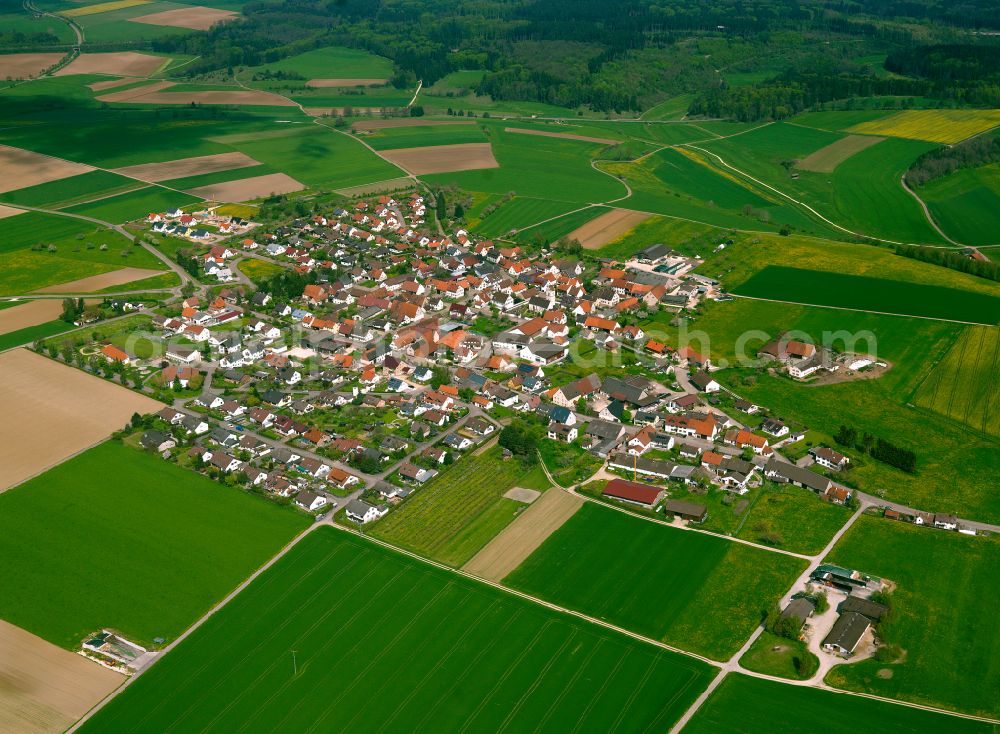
917 163 1000 246
515 205 605 243
233 125 403 189
913 325 1000 436
0 210 97 253
362 123 489 150
733 266 1000 324
825 515 1000 718
473 196 584 238
0 170 143 209
370 446 538 567
242 45 393 83
62 185 201 224
697 122 946 243
504 503 806 660
422 127 626 203
79 528 715 734
0 319 74 351
0 441 308 649
739 630 818 680
685 674 995 734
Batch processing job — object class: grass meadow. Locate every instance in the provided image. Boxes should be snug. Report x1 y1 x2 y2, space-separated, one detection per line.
685 674 995 734
825 515 1000 718
917 161 1000 246
504 503 806 660
242 45 393 83
0 170 143 209
79 528 715 734
370 446 539 567
0 441 308 649
63 186 201 224
361 124 489 151
473 196 584 238
732 265 1000 324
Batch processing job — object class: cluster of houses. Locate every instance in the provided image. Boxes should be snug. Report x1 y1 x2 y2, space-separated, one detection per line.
148 206 254 247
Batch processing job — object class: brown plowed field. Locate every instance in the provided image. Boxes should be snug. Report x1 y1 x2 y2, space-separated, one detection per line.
378 143 498 175
569 208 650 249
0 349 163 491
463 489 582 581
111 152 259 182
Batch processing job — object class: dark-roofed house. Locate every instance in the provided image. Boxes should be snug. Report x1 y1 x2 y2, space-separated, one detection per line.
839 595 888 622
764 458 832 494
663 499 707 523
140 430 175 452
781 598 815 630
822 612 871 657
602 478 665 509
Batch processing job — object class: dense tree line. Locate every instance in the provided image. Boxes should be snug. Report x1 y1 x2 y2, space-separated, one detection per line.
894 244 999 282
835 425 916 473
905 134 1000 188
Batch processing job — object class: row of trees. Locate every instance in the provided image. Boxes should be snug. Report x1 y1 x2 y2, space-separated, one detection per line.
894 244 999 283
905 133 1000 188
834 425 916 473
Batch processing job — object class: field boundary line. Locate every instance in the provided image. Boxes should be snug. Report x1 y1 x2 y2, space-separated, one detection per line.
730 292 992 326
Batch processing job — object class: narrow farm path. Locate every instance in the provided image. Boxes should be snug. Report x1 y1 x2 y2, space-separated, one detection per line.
900 173 960 245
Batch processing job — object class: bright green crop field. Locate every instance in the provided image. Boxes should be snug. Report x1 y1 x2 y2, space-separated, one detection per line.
62 186 201 224
825 515 1000 718
370 446 535 567
474 196 584 238
362 123 489 150
504 503 806 660
0 319 74 351
242 45 393 82
686 674 995 734
0 441 308 649
733 266 1000 324
917 162 1000 246
79 528 715 734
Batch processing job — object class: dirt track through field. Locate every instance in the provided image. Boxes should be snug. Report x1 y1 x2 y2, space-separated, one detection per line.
0 53 63 79
111 152 260 182
34 267 165 294
0 349 162 491
797 135 885 173
185 172 304 202
55 52 166 78
0 146 93 195
569 208 650 249
378 142 498 175
0 620 124 734
505 127 619 146
0 300 63 335
128 5 236 30
463 489 582 581
306 78 389 88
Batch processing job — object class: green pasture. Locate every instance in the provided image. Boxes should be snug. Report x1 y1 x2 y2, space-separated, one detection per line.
0 170 143 209
918 163 1000 246
361 123 488 150
685 674 994 734
0 441 308 649
826 515 1000 718
79 528 714 734
242 46 393 82
504 502 806 660
473 196 584 238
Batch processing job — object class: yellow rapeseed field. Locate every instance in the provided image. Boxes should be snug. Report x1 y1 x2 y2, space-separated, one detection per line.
848 109 1000 145
61 0 150 17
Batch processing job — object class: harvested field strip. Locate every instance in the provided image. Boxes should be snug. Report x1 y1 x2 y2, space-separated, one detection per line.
62 0 149 16
55 53 167 78
848 109 1000 145
352 118 475 130
128 5 237 31
0 205 25 220
88 77 139 91
33 267 165 294
505 127 618 146
0 299 65 335
184 172 304 202
732 266 1000 325
94 80 173 102
569 207 651 249
0 620 124 734
0 53 63 80
0 145 93 195
206 127 310 145
0 349 162 492
111 152 260 182
463 488 582 581
306 78 388 87
378 142 498 175
77 529 714 734
914 325 1000 436
124 88 295 107
797 134 885 172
